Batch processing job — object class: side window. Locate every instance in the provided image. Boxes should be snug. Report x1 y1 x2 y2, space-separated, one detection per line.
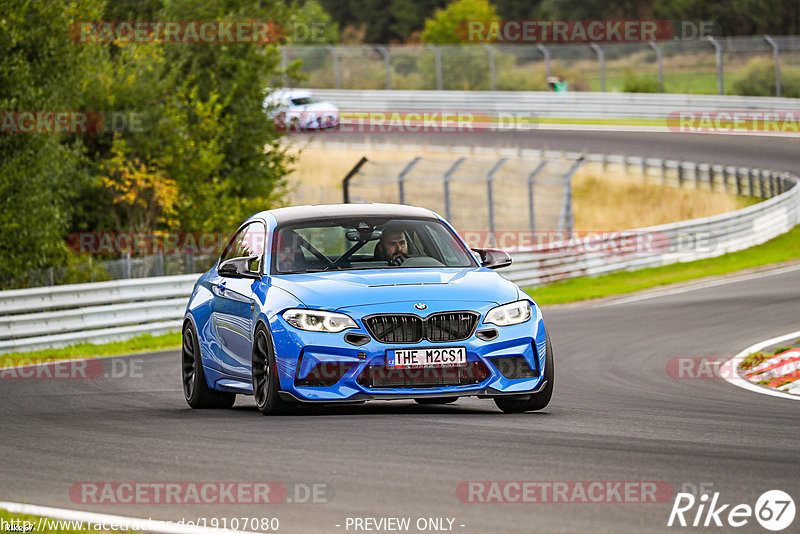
219 222 267 272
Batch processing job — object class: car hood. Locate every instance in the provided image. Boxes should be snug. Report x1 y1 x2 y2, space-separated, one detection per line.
269 268 519 310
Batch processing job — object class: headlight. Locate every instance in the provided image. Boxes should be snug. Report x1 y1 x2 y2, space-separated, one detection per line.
484 300 532 327
282 309 357 333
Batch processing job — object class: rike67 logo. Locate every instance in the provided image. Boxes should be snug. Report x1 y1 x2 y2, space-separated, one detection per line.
668 489 795 531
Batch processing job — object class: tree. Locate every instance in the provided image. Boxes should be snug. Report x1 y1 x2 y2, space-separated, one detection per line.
422 0 499 44
0 0 104 287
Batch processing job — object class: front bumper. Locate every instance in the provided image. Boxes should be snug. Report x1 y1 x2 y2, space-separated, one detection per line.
268 305 547 403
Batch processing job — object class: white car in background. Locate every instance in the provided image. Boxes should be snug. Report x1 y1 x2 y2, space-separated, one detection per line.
264 89 339 130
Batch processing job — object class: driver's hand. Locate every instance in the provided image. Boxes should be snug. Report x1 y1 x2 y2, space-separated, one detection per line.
388 253 408 266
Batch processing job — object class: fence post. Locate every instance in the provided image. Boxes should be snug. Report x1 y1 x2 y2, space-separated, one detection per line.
721 166 729 193
759 170 767 199
769 171 776 197
375 45 391 90
678 161 684 188
486 158 508 244
280 47 289 86
397 157 422 205
694 162 700 190
661 160 668 185
648 41 664 92
748 168 756 197
764 35 781 98
736 168 743 196
589 43 605 92
442 157 466 222
326 45 342 89
122 253 131 279
705 37 724 95
426 45 443 90
559 158 584 233
536 44 551 79
527 161 548 233
482 44 497 91
342 156 368 203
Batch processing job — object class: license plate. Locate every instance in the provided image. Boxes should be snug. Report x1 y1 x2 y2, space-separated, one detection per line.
387 347 467 368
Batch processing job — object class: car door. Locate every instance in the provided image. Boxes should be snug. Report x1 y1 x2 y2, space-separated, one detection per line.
210 221 266 378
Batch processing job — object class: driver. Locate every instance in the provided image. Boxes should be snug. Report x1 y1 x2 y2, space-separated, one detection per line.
375 224 409 266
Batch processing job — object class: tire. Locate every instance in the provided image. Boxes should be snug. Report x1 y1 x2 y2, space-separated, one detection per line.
182 321 236 409
252 323 295 415
494 326 554 413
414 397 458 405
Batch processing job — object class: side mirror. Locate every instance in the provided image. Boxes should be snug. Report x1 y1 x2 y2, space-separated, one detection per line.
473 248 512 270
219 256 262 280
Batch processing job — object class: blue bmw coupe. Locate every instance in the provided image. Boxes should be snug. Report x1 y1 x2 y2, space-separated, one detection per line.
182 203 553 414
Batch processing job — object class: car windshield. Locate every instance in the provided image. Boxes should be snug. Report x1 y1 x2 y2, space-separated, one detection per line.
290 96 318 105
272 217 476 274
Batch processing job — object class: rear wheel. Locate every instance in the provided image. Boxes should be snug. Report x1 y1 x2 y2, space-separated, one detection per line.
414 397 458 405
494 327 554 413
252 324 294 415
182 322 236 409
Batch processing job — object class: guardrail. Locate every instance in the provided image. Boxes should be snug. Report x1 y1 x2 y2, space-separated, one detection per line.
1 148 797 353
285 38 800 96
0 275 199 353
310 89 800 121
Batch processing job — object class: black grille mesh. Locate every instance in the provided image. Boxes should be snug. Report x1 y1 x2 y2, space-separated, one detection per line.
363 312 479 343
357 361 490 388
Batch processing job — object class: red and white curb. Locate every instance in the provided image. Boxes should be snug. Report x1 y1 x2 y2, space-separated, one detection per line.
724 331 800 400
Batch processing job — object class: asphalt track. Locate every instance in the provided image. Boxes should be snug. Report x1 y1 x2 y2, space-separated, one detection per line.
2 131 799 534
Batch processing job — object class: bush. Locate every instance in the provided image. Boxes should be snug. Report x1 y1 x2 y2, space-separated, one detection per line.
731 58 800 98
623 74 661 93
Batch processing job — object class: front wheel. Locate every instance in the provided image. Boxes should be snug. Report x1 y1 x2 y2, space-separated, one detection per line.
494 326 554 413
252 324 294 415
182 321 236 409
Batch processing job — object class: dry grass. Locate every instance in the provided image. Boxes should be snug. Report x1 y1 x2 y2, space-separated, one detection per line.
571 169 745 230
285 145 748 230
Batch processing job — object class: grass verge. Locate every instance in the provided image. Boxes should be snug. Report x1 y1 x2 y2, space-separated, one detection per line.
525 225 800 306
0 509 136 533
0 332 180 367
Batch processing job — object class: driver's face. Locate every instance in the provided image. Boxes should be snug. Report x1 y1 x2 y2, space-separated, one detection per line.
381 231 408 258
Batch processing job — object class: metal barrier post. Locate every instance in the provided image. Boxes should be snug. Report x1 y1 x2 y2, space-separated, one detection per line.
342 156 368 203
764 35 782 97
722 166 730 193
375 45 391 90
527 161 548 232
589 43 605 91
678 161 684 188
427 45 443 90
397 157 422 205
706 37 724 95
536 44 551 79
694 162 700 190
648 41 664 92
736 168 743 196
326 45 342 89
486 158 508 243
559 158 584 233
442 157 466 222
482 44 497 91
